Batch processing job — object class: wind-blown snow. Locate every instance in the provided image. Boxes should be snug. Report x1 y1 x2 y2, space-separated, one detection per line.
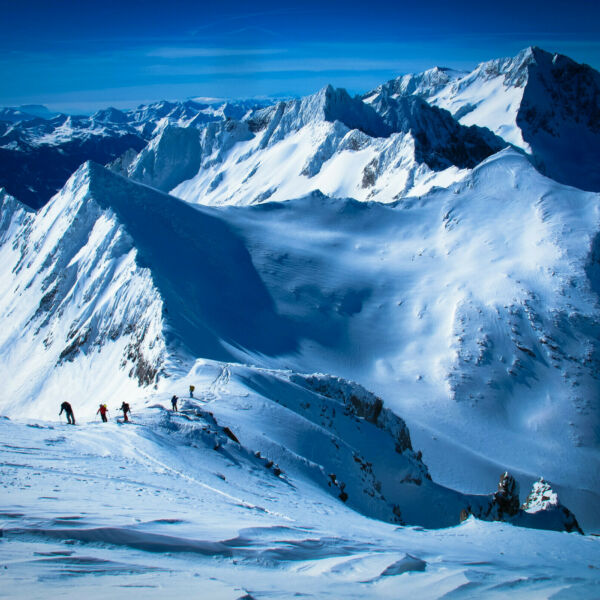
1 389 598 598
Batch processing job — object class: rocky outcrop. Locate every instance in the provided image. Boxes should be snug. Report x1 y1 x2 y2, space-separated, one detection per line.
519 478 584 534
291 373 417 457
463 472 583 534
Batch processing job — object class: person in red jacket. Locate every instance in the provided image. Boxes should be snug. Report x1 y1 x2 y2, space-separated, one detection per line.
97 403 108 423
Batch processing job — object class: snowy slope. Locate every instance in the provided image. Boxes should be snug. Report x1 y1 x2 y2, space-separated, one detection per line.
121 84 504 206
363 66 466 104
366 47 600 192
0 168 522 533
0 170 166 416
206 150 600 529
2 412 598 599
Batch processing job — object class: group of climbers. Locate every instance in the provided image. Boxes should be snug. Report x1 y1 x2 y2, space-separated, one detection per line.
59 401 130 425
58 384 196 425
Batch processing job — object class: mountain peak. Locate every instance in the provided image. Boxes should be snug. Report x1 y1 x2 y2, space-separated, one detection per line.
92 106 128 124
310 84 392 137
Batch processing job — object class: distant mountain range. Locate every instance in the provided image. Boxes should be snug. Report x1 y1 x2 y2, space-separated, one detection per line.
0 98 271 208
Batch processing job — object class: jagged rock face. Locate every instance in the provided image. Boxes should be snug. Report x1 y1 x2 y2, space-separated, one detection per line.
468 471 520 522
494 471 521 517
464 472 583 534
522 477 558 512
368 93 507 170
247 85 392 145
234 367 486 528
516 48 600 191
521 477 584 534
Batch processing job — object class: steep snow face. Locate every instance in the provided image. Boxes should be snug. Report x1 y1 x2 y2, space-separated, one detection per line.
363 66 466 103
170 118 470 206
365 47 535 149
0 167 166 420
0 162 309 419
175 362 492 529
428 47 536 149
113 119 253 193
369 47 600 192
366 93 506 170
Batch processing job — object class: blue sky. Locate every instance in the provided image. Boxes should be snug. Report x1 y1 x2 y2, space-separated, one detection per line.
2 0 599 113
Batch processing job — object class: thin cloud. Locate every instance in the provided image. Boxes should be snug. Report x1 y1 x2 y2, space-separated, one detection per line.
144 57 419 77
147 46 287 58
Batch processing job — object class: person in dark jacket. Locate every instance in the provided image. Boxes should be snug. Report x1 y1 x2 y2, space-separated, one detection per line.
59 401 75 425
171 395 178 412
120 402 131 422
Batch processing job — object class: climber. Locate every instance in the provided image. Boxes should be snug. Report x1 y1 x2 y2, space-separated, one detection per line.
189 385 195 398
171 395 178 411
59 401 75 425
97 403 108 423
120 402 131 422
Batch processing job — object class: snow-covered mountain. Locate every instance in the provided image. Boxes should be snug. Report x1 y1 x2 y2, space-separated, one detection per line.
2 148 599 531
0 99 270 208
0 164 508 531
0 114 147 209
367 47 600 192
115 84 506 205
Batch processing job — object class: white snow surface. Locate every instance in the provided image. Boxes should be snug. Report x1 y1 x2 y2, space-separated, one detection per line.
169 116 469 206
1 370 599 599
2 133 600 597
